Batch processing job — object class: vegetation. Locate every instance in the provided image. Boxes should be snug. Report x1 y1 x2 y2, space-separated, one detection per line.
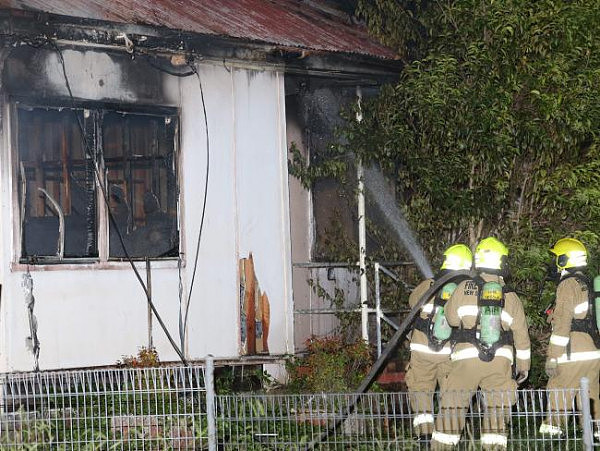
117 346 160 368
286 336 373 392
353 0 600 259
214 365 274 394
290 0 600 387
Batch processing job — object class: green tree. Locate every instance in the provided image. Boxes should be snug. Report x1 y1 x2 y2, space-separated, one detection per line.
326 0 600 385
350 2 600 269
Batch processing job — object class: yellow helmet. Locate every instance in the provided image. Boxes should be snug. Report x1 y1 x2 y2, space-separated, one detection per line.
475 237 508 270
550 238 587 270
440 244 473 271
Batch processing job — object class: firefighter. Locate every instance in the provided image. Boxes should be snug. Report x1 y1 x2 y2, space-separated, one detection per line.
431 237 531 450
406 244 473 440
539 238 600 437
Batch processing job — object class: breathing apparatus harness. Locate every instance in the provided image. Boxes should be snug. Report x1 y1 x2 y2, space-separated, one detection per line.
413 280 457 352
452 276 514 362
546 272 600 350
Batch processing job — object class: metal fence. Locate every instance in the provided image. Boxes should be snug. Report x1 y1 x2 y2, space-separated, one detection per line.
0 365 209 450
216 384 592 450
0 362 595 450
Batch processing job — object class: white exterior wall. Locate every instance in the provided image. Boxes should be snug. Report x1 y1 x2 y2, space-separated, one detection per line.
0 49 294 371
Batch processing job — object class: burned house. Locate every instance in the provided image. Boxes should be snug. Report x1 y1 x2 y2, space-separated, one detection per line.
0 0 398 372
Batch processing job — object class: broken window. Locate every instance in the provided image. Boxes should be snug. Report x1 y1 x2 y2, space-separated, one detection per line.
104 112 179 258
17 104 179 263
18 107 97 259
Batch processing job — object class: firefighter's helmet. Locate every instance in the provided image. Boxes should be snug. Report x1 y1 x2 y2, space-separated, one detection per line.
550 238 587 270
475 237 508 271
440 244 473 271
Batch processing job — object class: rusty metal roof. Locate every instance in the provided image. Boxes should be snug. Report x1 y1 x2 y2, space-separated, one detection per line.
0 0 397 60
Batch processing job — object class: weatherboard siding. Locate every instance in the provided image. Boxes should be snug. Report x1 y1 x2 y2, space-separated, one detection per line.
0 49 293 371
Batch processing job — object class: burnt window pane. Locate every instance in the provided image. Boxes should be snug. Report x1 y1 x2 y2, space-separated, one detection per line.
104 112 179 258
16 104 178 263
18 107 98 259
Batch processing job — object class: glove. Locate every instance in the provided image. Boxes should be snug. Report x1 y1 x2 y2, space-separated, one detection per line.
545 358 558 378
516 370 528 385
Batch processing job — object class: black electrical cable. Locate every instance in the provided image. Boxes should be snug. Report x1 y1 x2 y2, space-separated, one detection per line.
131 46 199 351
182 61 210 343
129 46 211 355
138 52 196 77
49 39 188 366
178 254 185 348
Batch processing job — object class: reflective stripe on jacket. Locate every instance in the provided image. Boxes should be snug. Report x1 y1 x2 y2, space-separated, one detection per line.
547 274 600 363
408 278 452 356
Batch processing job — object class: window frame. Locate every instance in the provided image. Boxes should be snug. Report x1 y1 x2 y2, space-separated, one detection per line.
10 98 182 266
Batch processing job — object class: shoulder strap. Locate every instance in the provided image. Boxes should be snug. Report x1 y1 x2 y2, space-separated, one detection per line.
503 285 516 294
562 273 591 290
567 273 600 348
546 273 585 314
563 273 592 311
411 279 437 334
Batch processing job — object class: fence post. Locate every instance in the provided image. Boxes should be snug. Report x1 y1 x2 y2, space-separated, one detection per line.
580 377 593 451
374 263 382 357
206 355 217 451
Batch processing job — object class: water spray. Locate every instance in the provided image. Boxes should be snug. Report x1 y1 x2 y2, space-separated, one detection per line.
304 90 446 449
362 164 434 279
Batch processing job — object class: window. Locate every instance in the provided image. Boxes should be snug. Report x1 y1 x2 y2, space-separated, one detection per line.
17 104 179 263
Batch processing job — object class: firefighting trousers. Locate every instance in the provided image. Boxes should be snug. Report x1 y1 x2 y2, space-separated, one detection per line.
541 358 600 433
405 350 452 436
432 357 517 450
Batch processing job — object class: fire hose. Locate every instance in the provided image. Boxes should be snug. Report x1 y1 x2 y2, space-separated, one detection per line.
304 269 475 450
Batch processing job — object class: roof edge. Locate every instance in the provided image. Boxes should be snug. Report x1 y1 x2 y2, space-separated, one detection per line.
0 5 398 60
0 7 402 81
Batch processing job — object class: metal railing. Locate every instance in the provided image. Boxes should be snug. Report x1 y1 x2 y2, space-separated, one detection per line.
0 363 594 450
292 261 412 355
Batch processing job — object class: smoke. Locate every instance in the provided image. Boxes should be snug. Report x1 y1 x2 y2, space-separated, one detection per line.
363 164 434 279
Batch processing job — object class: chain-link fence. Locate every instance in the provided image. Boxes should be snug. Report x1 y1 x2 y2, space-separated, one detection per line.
0 362 594 450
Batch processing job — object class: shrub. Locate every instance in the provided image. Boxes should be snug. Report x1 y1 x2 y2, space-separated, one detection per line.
286 336 372 392
117 346 160 368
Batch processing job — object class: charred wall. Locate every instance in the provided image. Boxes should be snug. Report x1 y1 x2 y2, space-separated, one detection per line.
3 45 177 106
285 75 380 259
285 75 381 348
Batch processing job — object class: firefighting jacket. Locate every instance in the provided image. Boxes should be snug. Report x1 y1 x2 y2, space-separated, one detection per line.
547 273 600 364
408 278 452 356
444 273 531 371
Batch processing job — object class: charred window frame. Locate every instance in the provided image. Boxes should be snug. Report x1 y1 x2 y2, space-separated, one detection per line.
16 103 180 264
